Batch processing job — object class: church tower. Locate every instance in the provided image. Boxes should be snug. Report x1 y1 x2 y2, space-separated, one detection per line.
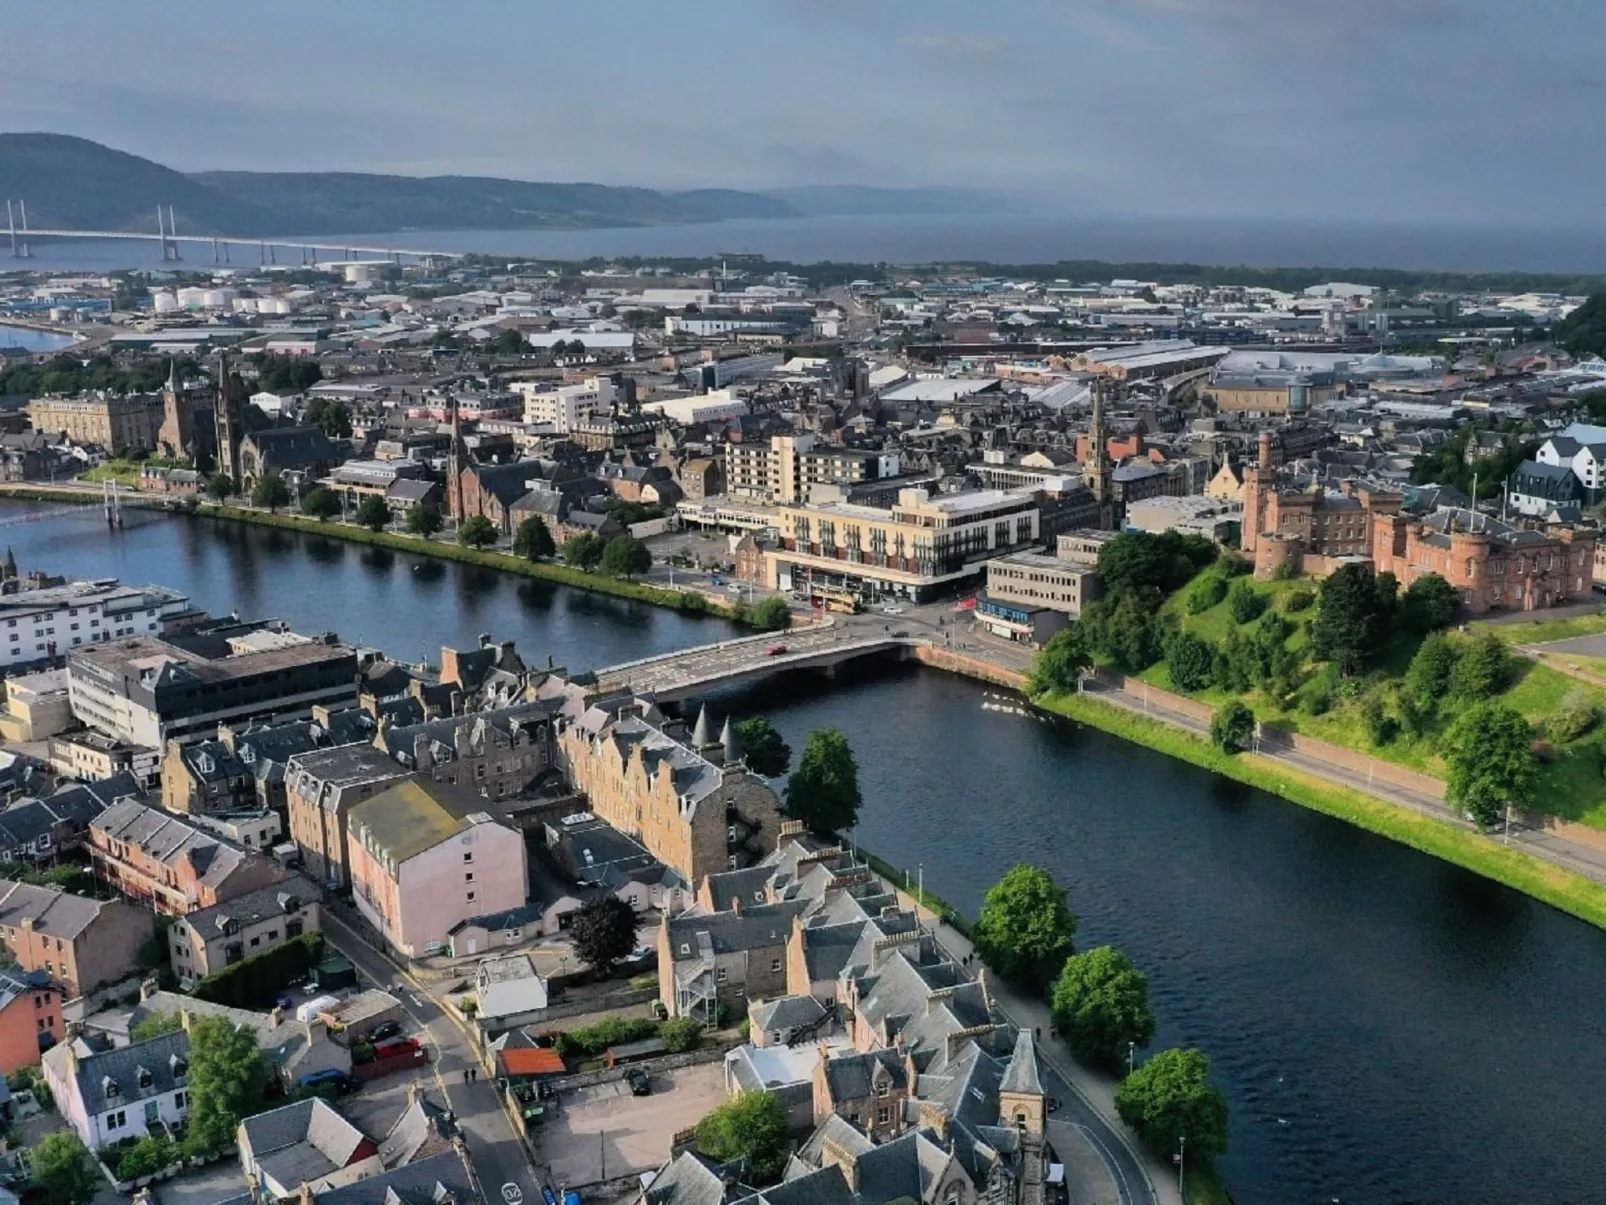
447 392 470 520
1084 378 1119 530
157 358 195 462
214 352 244 488
998 1029 1048 1205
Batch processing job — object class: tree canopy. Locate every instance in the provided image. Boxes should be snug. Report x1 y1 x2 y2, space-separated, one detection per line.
785 728 862 834
1050 946 1156 1067
31 1132 98 1205
250 473 291 513
1402 572 1459 633
735 716 791 778
1311 562 1386 675
1115 1047 1230 1163
513 515 556 561
303 397 352 439
694 1091 791 1185
1027 625 1091 696
1558 292 1606 358
457 514 498 549
1210 700 1255 753
972 864 1078 993
563 532 605 571
568 895 639 973
1096 531 1218 597
184 1016 269 1155
206 472 233 501
1444 703 1537 827
741 595 793 631
600 533 651 577
354 494 392 532
299 486 340 521
406 503 444 539
254 353 324 393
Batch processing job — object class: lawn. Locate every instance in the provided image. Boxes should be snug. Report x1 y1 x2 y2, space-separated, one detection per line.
1476 611 1606 644
82 456 190 486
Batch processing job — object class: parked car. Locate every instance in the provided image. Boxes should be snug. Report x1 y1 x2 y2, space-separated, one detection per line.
297 1069 361 1095
374 1036 421 1060
369 1020 403 1042
627 1068 651 1097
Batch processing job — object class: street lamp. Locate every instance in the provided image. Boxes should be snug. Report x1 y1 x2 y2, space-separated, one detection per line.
1175 1136 1186 1199
1127 1041 1136 1077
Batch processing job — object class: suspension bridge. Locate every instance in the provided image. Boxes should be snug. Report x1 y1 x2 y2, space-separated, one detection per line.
4 200 467 266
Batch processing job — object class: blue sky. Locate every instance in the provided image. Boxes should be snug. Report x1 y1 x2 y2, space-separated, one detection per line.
2 0 1602 224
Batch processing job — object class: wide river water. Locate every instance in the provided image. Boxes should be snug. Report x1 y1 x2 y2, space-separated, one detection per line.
4 499 1604 1205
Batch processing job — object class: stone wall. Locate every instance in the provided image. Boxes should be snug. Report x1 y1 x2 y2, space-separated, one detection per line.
1258 724 1448 800
911 645 1027 690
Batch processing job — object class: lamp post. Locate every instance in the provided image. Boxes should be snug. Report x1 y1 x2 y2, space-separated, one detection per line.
1175 1136 1186 1199
1127 1041 1136 1077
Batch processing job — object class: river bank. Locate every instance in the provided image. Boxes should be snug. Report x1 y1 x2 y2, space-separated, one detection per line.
0 484 747 619
1037 688 1606 931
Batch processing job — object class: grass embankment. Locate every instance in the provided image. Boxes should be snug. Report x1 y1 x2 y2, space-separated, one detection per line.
1134 567 1606 828
81 457 188 486
1186 1165 1233 1205
1038 689 1606 932
1473 612 1606 644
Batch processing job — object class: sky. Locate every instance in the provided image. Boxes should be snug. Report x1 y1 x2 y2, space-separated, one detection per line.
1 0 1602 226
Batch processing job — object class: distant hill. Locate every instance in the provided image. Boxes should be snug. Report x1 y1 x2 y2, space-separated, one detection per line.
0 133 800 237
761 185 1021 216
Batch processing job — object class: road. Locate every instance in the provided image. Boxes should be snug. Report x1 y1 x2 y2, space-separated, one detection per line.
322 909 543 1205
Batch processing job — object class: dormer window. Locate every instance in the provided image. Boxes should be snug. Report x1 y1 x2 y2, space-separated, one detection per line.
195 752 215 775
136 1067 153 1090
102 1076 120 1101
169 1054 188 1081
239 745 256 765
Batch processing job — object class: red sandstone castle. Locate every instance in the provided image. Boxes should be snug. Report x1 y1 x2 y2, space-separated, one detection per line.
1242 432 1595 613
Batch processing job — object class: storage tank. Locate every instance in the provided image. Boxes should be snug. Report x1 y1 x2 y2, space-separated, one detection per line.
202 289 236 309
176 287 206 309
151 291 179 314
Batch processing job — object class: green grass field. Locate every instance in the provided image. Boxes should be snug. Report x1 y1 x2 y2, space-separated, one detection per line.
1475 612 1606 644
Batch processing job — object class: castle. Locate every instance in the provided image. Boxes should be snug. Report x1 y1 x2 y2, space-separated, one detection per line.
1241 430 1596 613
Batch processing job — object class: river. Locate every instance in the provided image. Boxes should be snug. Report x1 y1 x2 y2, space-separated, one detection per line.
4 499 1606 1205
0 324 77 353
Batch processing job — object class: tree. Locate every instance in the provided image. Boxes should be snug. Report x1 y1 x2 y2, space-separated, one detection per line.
785 728 862 834
1373 570 1399 618
303 397 353 440
1050 946 1156 1067
1084 591 1162 671
568 895 639 973
1227 579 1265 624
354 494 392 532
744 595 793 631
255 353 323 393
130 1011 183 1042
251 473 291 513
735 716 791 778
1027 625 1091 696
206 472 233 502
1444 703 1537 827
600 533 651 578
1164 631 1214 693
694 1091 791 1185
1547 687 1598 744
972 864 1078 994
1311 563 1384 675
1558 292 1606 358
563 531 605 571
1402 573 1459 633
406 503 444 539
299 487 340 521
1405 631 1459 709
31 1132 97 1205
1096 531 1217 597
1450 631 1513 699
1115 1047 1230 1163
660 1017 703 1054
184 1015 269 1155
1210 700 1255 753
513 515 556 561
492 327 526 355
458 514 498 549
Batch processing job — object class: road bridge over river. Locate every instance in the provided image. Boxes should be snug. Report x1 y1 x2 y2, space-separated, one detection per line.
593 622 911 701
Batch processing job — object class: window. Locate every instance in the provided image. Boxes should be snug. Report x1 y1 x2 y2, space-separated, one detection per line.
174 1091 185 1110
877 1107 891 1125
716 967 728 983
876 1080 890 1098
106 1110 126 1130
463 851 474 863
466 891 476 903
770 958 782 973
679 943 691 955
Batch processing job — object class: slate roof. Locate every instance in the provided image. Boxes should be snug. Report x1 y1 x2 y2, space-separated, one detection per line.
379 1094 459 1167
181 877 316 939
749 994 827 1035
644 1150 751 1205
0 880 121 939
242 1098 370 1190
664 901 807 957
821 1048 907 1102
45 1029 189 1115
998 1029 1043 1095
311 1150 475 1205
92 798 280 894
248 425 341 468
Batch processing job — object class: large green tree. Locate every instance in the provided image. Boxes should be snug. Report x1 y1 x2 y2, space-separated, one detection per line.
406 503 444 539
1405 631 1459 707
251 473 291 513
1449 631 1513 699
304 397 353 439
1402 572 1459 633
744 596 792 631
31 1132 97 1205
1115 1047 1230 1163
1558 292 1606 358
1027 625 1091 696
513 515 556 561
457 514 498 549
785 728 862 834
1050 946 1155 1067
1444 703 1537 827
694 1091 791 1184
568 895 639 973
184 1015 269 1155
1164 631 1214 693
1311 562 1384 675
354 494 392 532
972 864 1078 993
206 472 233 502
1096 531 1217 597
563 532 605 571
1210 700 1255 754
299 486 340 521
735 716 791 778
600 533 652 578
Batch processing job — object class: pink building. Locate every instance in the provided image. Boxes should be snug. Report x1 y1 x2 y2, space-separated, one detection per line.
347 777 527 958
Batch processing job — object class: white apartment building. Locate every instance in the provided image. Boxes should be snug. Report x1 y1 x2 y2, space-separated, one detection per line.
641 390 750 426
0 581 189 669
514 377 617 432
1538 424 1606 496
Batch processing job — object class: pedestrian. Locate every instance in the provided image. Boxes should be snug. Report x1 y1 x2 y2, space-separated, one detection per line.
471 1067 479 1082
462 1068 470 1084
1035 1026 1041 1040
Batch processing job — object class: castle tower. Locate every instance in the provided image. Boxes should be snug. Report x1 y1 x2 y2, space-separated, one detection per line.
214 353 243 487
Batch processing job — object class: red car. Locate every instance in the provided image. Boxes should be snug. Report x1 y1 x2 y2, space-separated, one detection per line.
767 644 789 656
374 1036 421 1060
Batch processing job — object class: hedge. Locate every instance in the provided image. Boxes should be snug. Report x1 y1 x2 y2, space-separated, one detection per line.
194 933 325 1009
